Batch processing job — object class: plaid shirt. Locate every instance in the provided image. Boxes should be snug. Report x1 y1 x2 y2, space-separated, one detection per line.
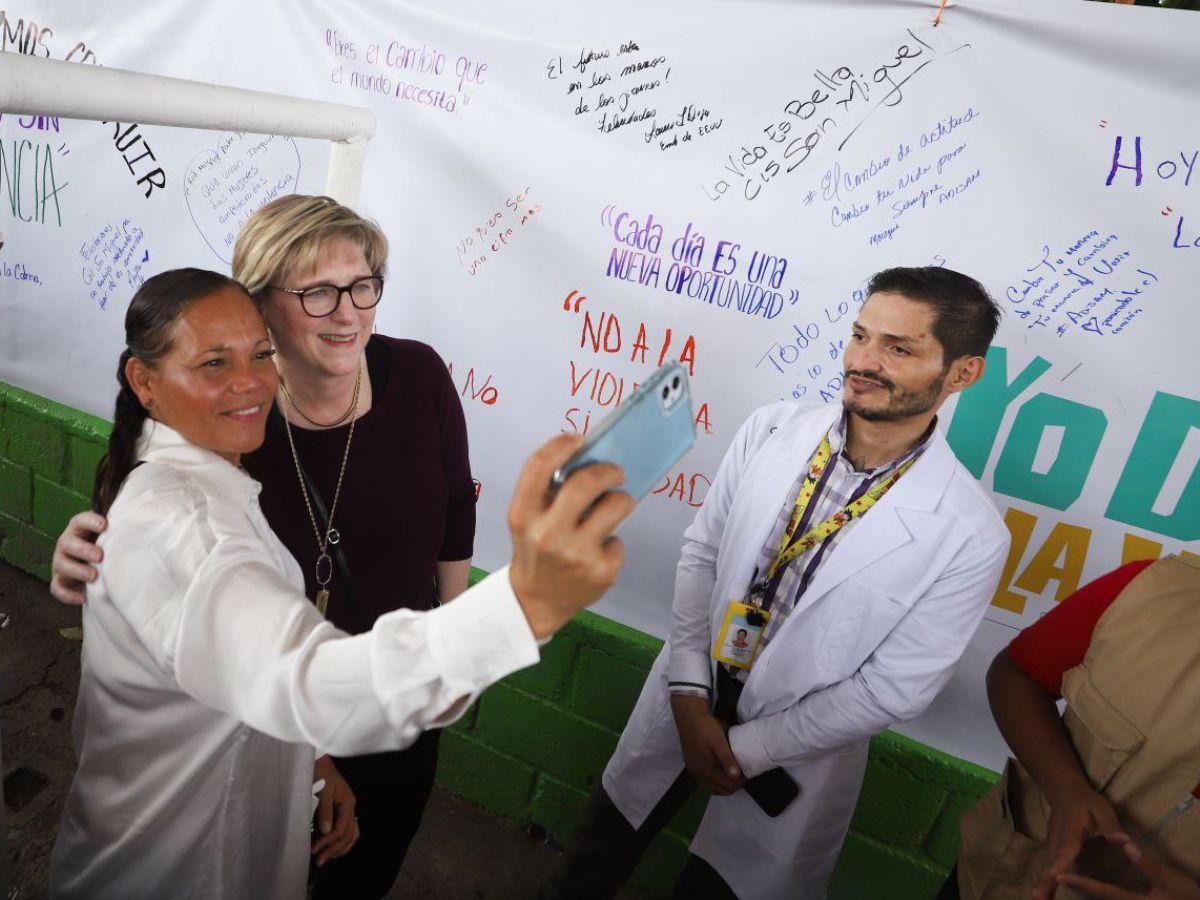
673 413 934 697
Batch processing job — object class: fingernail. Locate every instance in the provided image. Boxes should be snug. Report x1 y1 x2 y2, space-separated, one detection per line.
321 823 331 835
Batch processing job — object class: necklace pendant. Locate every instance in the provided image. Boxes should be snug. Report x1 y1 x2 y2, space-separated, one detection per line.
315 588 330 616
326 528 341 546
315 552 334 586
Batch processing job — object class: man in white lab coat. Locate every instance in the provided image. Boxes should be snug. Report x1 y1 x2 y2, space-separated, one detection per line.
548 267 1011 899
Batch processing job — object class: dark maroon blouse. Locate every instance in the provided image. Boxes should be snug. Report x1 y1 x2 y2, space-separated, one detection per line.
242 336 476 636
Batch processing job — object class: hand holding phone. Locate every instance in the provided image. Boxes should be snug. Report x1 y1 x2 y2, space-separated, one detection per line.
509 435 635 640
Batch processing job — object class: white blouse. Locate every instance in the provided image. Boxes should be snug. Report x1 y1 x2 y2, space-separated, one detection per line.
50 421 539 899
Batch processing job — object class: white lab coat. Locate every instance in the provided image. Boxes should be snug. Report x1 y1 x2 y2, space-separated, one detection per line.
603 402 1009 899
50 421 539 899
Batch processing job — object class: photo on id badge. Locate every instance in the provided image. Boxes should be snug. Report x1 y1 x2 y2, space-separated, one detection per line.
716 605 765 668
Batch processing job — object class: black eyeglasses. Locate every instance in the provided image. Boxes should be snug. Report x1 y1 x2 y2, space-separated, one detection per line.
269 275 385 318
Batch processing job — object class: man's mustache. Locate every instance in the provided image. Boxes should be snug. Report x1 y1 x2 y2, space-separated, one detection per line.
844 369 895 391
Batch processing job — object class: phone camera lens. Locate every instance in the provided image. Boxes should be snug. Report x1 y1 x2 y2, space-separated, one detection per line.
661 386 669 399
672 376 680 389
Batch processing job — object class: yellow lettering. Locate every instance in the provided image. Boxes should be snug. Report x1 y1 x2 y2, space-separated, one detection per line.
991 507 1037 614
1120 533 1162 566
1014 522 1092 602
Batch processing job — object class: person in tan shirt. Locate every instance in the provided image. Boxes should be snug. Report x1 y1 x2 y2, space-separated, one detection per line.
942 555 1200 900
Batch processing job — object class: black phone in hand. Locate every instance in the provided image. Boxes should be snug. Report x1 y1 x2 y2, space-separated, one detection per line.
744 767 800 817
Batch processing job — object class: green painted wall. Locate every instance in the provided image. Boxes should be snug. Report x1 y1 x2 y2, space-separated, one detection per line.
0 378 1000 897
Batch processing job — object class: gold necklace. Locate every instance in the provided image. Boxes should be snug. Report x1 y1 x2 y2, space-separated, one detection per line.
279 374 358 429
279 362 362 616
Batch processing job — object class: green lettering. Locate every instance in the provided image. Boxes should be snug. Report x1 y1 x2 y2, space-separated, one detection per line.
16 139 33 222
0 140 14 217
993 395 1107 510
1106 392 1200 541
946 346 1051 477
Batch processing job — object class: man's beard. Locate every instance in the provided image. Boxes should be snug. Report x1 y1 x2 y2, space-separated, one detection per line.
842 368 946 422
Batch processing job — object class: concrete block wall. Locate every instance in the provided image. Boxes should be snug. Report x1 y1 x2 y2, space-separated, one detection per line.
440 602 999 898
0 379 1001 898
0 383 109 583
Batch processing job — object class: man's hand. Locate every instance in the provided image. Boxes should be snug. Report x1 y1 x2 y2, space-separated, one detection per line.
508 435 635 641
1032 782 1121 900
50 511 107 605
670 694 745 796
311 755 359 867
1057 832 1200 900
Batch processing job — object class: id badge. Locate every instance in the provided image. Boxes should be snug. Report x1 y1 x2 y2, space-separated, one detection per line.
713 601 770 670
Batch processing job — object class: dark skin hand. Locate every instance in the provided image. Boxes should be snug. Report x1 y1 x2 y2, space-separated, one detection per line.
670 694 745 796
311 755 359 866
1057 832 1200 900
987 649 1119 900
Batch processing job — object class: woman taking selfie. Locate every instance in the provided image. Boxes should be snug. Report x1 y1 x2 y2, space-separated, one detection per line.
54 195 479 898
49 268 633 899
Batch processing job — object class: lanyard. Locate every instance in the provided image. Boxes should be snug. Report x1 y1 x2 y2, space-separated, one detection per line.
760 434 917 587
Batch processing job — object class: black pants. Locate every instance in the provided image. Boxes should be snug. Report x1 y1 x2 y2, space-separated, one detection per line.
311 729 441 900
936 865 962 900
544 772 737 899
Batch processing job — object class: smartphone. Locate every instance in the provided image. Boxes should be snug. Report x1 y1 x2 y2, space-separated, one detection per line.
551 362 696 500
744 767 801 818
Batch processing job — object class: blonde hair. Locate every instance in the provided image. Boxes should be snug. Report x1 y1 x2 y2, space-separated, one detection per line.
232 195 388 296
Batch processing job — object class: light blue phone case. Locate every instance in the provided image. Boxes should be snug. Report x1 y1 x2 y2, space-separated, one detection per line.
552 362 696 500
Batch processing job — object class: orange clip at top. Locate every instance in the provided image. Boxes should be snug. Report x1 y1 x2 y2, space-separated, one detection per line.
934 0 951 26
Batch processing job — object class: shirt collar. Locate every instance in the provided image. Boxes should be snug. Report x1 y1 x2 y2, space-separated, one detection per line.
136 419 262 504
831 411 937 476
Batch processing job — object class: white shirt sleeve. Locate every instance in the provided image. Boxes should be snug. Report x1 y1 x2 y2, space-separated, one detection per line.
102 488 539 757
727 534 1008 777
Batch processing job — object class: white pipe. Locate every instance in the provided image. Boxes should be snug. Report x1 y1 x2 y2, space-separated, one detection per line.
325 137 370 207
0 54 375 142
0 54 375 203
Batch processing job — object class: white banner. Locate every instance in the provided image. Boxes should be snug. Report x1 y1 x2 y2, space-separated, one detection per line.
2 0 1198 769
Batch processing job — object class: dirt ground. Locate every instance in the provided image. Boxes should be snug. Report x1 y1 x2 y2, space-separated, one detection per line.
1 559 82 900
